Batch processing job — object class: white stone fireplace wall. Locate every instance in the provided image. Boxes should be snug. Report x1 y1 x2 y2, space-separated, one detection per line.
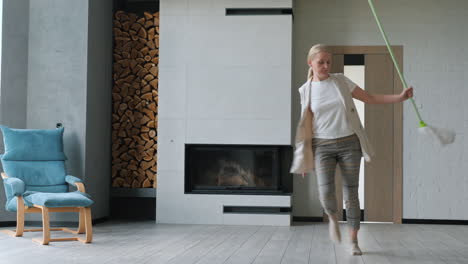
157 0 293 225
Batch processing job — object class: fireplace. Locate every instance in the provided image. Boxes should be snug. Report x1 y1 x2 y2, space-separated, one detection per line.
185 144 290 194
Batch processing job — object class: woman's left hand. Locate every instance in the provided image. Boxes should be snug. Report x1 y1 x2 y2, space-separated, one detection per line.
400 86 413 101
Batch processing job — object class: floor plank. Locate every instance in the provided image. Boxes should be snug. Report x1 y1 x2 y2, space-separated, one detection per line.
368 223 445 264
333 223 365 264
224 226 278 264
413 224 468 264
0 221 467 264
308 223 336 264
195 225 260 264
166 225 239 264
357 224 391 264
252 226 295 264
280 224 315 264
142 224 223 264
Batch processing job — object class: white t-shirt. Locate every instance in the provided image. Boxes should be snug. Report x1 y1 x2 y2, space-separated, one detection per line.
310 74 357 139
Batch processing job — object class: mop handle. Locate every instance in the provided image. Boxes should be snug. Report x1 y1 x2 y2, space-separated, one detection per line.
367 0 426 127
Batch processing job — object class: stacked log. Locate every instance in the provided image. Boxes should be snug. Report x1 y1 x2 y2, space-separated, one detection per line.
112 11 159 188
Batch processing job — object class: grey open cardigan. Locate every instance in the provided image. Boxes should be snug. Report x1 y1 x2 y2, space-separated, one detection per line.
290 73 375 174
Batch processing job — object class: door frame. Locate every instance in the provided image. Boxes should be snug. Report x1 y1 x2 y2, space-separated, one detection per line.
327 45 403 224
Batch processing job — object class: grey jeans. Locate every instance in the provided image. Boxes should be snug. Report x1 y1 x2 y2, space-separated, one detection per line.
312 134 362 230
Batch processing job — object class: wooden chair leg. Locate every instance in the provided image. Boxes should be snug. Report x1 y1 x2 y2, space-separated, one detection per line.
32 206 50 245
78 207 92 243
15 197 25 237
77 208 86 234
1 197 25 237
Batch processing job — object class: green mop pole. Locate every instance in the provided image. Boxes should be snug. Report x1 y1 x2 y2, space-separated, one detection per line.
367 0 426 127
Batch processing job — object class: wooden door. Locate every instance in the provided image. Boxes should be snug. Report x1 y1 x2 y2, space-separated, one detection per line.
364 54 394 222
322 46 403 224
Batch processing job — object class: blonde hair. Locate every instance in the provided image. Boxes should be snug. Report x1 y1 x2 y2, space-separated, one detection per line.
307 44 331 80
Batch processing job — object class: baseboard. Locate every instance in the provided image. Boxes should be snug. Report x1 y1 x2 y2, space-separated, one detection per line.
292 216 323 222
0 221 17 227
0 217 108 227
292 217 468 225
402 218 468 225
223 206 291 215
292 209 364 223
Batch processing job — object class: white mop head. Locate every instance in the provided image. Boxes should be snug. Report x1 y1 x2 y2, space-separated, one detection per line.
418 125 456 145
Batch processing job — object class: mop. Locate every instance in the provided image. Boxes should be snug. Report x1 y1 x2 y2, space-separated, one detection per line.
367 0 456 145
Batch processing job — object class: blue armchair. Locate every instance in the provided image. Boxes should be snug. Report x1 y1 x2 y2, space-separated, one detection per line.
0 126 94 245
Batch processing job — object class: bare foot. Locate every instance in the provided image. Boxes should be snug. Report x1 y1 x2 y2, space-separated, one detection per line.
350 241 362 255
328 214 341 243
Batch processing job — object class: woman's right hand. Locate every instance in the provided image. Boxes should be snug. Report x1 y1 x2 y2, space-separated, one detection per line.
399 86 414 101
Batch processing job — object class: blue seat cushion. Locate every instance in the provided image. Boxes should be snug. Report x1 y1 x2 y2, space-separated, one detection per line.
23 191 94 208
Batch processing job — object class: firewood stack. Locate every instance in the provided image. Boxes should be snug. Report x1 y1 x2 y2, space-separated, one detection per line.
112 11 159 188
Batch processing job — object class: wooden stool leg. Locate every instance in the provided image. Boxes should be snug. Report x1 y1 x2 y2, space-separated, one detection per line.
77 208 85 234
78 207 92 243
33 206 50 245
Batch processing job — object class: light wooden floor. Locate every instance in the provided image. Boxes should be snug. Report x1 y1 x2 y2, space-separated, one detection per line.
0 221 467 264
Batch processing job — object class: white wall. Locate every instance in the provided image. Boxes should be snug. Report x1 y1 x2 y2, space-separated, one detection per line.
27 0 88 183
0 0 3 91
26 0 112 221
0 0 29 222
25 0 88 222
0 0 112 222
292 0 468 220
157 0 293 225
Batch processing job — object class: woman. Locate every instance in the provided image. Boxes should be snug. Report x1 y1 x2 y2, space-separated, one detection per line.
290 44 413 255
